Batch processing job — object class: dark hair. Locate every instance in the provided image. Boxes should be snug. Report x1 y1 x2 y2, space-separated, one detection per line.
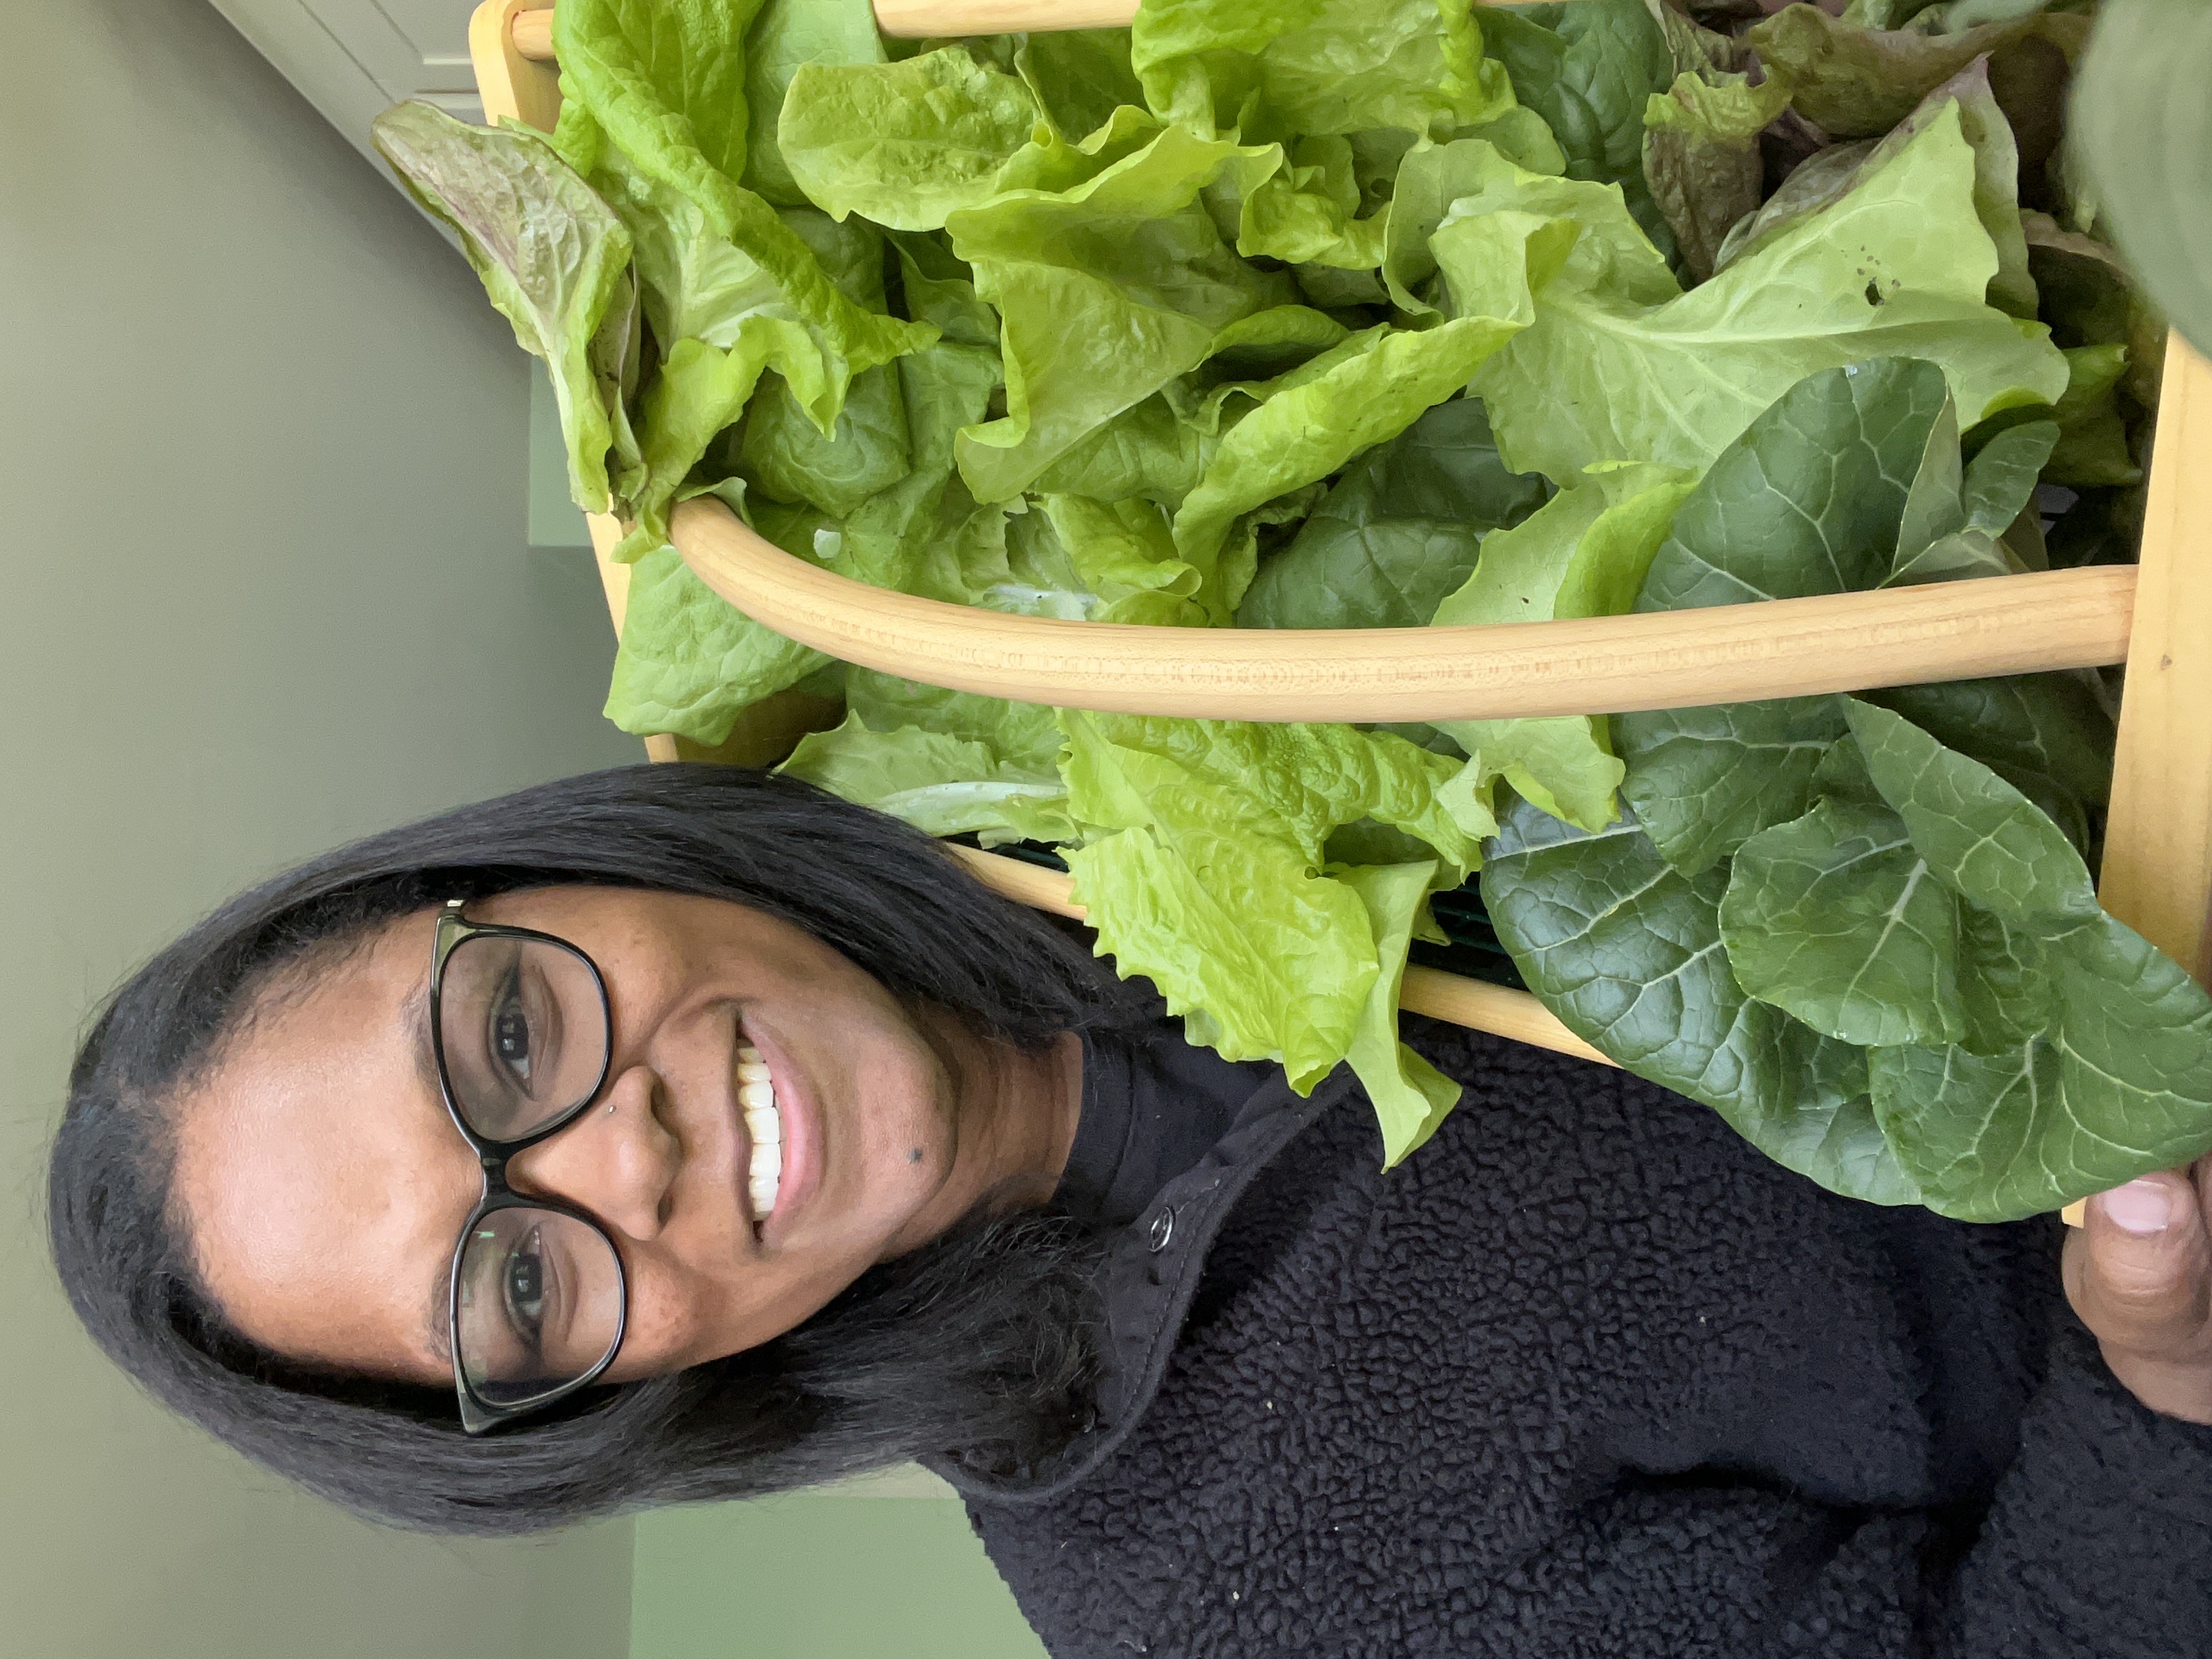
49 763 1143 1534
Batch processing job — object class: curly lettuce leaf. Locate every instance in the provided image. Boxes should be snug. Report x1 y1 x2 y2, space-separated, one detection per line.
1339 860 1465 1164
1130 0 1511 143
373 103 633 514
741 0 886 207
1059 712 1489 1131
781 49 1046 231
554 0 933 430
1640 69 1794 283
1749 1 2090 138
1439 110 2066 483
1430 462 1696 832
779 714 1072 845
1170 314 1537 606
945 125 1291 503
605 542 830 742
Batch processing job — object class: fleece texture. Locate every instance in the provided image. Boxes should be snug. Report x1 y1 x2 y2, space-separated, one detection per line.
948 1021 2212 1657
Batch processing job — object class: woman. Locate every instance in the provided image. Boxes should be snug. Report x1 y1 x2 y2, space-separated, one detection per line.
49 764 2212 1655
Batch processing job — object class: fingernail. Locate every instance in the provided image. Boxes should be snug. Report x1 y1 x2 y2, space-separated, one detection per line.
2099 1179 2173 1236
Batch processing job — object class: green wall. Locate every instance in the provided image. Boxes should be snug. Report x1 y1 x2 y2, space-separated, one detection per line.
633 1499 1047 1659
0 0 638 1653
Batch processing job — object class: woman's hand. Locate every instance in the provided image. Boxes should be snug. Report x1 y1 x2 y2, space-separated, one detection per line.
2064 1158 2212 1426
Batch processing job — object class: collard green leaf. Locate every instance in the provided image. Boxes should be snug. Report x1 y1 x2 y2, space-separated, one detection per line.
1617 697 1854 877
1721 797 1966 1048
1480 797 1919 1205
372 103 632 513
1846 700 2100 925
1237 397 1546 630
1961 419 2061 535
1860 674 2112 810
1638 357 1951 610
1453 113 2065 482
1841 702 2212 1218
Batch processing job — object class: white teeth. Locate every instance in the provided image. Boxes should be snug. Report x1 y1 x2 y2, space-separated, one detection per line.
739 1041 782 1219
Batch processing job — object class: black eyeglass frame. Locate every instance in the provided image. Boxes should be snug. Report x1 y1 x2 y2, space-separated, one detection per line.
428 898 627 1434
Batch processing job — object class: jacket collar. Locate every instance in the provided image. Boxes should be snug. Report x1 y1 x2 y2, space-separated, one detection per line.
928 1064 1355 1504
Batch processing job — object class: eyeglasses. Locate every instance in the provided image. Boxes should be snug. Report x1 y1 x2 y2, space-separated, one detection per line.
428 900 627 1433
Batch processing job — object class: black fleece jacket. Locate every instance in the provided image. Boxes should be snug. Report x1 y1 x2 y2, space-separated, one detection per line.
934 1021 2212 1658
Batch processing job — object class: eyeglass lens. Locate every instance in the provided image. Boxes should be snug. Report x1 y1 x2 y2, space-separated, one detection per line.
456 1208 624 1406
440 933 621 1402
439 932 609 1140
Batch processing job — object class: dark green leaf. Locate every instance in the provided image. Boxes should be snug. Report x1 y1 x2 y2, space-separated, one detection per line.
1638 357 1950 610
1616 697 1852 877
2072 0 2212 360
1721 797 1966 1048
1238 398 1547 628
1481 797 1920 1204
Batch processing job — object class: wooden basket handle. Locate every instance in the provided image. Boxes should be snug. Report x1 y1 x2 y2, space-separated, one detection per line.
668 494 2134 723
507 0 1544 54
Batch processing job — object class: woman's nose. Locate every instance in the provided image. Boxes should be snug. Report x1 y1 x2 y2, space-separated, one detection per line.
505 1065 679 1241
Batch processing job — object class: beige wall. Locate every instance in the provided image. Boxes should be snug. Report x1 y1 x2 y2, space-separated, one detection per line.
0 1 638 1654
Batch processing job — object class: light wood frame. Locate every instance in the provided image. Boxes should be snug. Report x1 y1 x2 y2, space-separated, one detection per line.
469 1 2212 1211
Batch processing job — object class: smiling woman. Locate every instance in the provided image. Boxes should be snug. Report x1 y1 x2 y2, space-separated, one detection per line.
40 758 2212 1655
49 763 1129 1529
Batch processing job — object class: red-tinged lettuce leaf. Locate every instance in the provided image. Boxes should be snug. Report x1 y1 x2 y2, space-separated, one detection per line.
372 103 633 514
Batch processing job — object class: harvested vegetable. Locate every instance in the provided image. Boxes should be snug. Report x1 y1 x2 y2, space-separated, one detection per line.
378 0 2210 1208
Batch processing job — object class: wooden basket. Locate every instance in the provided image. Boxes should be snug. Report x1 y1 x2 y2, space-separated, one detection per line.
468 0 2212 1211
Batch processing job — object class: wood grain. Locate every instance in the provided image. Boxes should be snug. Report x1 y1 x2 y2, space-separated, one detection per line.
514 0 1552 54
670 496 2136 723
470 0 562 130
2066 337 2212 1229
874 0 1140 34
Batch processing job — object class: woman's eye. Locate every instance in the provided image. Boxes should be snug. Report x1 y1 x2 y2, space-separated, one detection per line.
490 971 532 1083
504 1229 549 1342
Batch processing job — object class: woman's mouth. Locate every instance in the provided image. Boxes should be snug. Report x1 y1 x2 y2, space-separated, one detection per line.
737 1041 783 1230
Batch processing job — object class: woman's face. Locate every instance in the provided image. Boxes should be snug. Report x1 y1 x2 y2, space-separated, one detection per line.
170 886 1078 1389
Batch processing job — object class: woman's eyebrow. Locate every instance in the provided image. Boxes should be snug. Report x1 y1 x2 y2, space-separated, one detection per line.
404 978 439 1097
422 1273 454 1365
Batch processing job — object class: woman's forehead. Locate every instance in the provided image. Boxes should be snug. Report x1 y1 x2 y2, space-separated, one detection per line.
168 914 461 1371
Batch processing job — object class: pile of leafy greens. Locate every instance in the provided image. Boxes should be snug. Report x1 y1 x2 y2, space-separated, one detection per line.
376 0 2212 1213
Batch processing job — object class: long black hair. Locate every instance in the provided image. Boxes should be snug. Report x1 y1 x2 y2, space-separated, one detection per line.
48 763 1146 1534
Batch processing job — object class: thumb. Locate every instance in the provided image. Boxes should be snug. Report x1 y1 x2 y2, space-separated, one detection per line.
2063 1165 2212 1424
